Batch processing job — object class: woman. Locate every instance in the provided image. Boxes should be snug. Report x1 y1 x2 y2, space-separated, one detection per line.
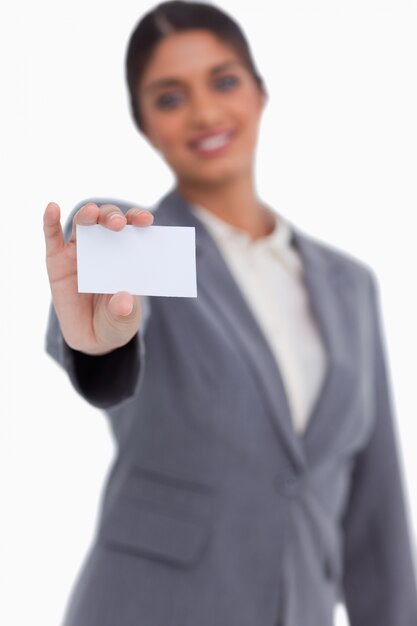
43 2 417 625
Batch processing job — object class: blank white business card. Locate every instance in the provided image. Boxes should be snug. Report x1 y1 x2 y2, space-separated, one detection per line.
76 224 197 297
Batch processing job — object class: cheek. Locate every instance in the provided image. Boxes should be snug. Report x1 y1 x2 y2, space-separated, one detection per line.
142 107 180 150
148 124 169 149
241 97 263 125
155 120 187 154
227 97 262 135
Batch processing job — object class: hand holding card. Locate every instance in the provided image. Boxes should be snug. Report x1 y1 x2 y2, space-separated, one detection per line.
43 201 155 356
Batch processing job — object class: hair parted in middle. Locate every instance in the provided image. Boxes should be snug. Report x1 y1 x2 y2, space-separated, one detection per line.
125 0 267 133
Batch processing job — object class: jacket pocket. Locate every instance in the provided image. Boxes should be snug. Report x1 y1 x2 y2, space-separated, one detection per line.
98 468 216 568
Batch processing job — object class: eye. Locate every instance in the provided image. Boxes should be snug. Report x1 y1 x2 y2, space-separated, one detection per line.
214 75 240 91
155 92 184 110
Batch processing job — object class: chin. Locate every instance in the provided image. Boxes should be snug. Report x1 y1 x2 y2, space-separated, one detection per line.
182 171 239 190
177 157 250 188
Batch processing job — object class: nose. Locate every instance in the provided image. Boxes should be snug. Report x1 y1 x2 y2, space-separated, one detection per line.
188 87 225 128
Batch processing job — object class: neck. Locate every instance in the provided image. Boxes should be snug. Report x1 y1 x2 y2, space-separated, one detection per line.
176 170 277 241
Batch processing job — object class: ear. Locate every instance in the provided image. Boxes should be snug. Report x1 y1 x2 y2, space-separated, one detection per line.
254 82 268 113
260 86 268 109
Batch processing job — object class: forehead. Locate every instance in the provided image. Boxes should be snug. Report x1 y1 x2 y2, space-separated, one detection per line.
139 29 243 89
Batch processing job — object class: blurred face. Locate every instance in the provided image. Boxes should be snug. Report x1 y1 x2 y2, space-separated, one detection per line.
137 29 266 187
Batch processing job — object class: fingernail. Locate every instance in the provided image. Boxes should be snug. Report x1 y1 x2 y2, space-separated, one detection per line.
109 212 125 221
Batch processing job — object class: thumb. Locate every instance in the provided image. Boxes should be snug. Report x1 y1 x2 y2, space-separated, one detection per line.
107 291 138 318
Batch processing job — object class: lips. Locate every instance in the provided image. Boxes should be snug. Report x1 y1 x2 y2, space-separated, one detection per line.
187 129 236 156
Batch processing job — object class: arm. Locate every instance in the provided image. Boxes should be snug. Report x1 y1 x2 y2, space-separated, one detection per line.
341 271 417 625
45 294 150 410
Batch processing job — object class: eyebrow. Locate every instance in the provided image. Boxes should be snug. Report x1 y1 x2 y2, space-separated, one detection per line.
141 60 244 95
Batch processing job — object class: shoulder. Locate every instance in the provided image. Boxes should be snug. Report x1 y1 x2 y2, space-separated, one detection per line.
292 223 378 298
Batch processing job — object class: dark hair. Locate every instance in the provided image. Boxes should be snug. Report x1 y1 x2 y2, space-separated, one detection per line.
125 0 266 133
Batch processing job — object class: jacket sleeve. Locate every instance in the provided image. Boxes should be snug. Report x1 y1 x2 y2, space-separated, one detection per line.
341 271 417 625
44 198 150 410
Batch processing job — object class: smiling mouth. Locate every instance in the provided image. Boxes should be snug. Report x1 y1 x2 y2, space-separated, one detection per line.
188 130 236 156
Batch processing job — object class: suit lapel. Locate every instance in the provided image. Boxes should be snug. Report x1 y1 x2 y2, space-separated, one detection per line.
154 188 357 470
290 225 358 461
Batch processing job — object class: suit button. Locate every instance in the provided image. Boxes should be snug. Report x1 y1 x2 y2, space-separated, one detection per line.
323 554 339 583
283 476 300 497
323 558 332 581
275 473 304 498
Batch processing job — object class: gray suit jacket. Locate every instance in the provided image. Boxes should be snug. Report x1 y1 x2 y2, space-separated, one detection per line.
46 187 417 626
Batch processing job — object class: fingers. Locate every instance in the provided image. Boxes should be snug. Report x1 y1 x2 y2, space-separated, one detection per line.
125 208 154 227
69 202 101 242
69 203 154 243
95 205 154 228
97 204 127 230
43 202 65 257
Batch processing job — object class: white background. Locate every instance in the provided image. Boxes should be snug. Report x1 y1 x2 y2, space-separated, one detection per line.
1 1 416 624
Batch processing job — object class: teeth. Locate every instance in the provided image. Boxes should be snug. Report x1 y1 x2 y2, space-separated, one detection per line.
196 133 231 151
